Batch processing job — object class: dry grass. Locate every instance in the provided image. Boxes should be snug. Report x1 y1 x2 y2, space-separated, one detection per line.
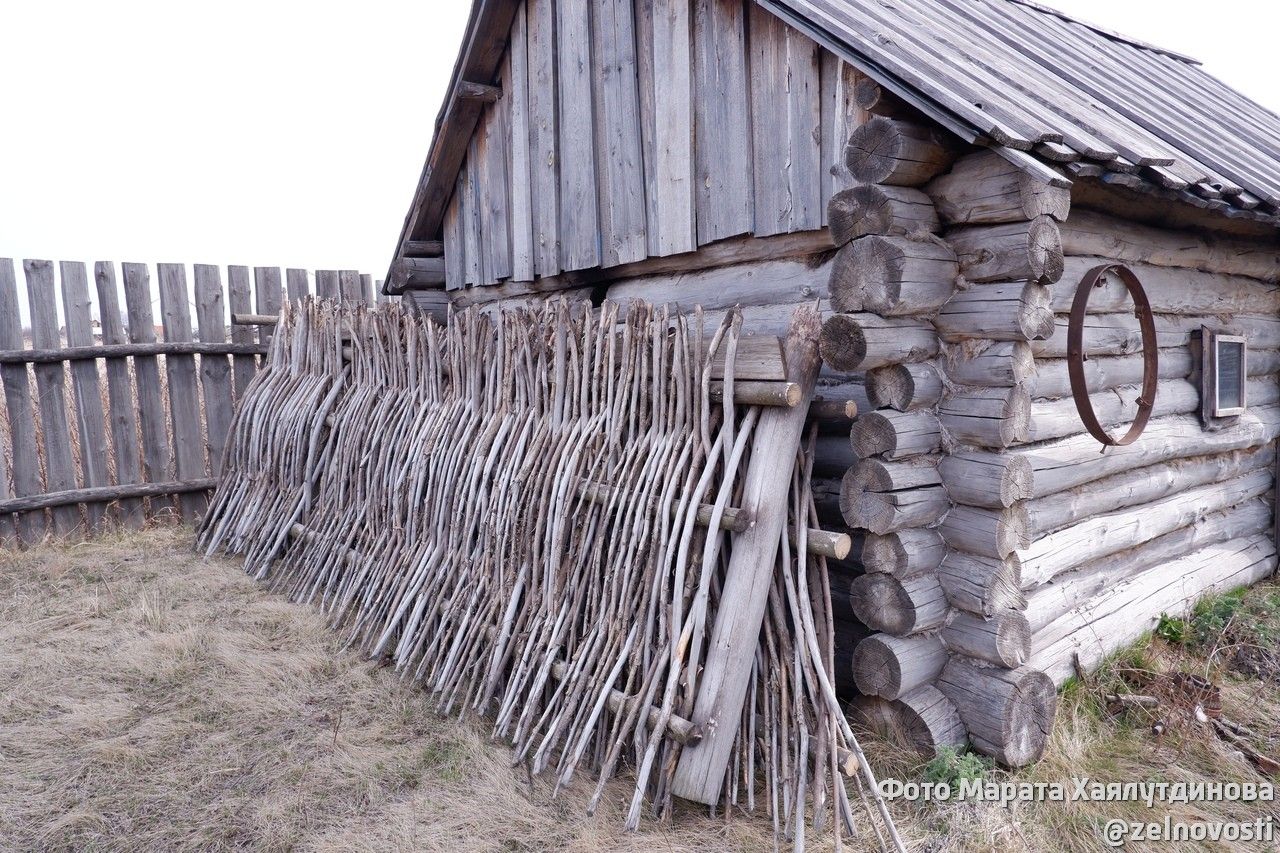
0 528 780 853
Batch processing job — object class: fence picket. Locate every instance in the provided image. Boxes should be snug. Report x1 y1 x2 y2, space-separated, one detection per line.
286 268 310 303
0 260 38 542
122 262 174 514
59 261 111 530
360 273 374 307
94 262 146 528
24 260 81 535
193 265 235 476
254 267 282 349
227 266 258 399
316 270 340 300
157 264 209 520
338 269 362 304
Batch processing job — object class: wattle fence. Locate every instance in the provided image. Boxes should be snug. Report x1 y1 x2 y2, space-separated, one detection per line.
0 258 392 547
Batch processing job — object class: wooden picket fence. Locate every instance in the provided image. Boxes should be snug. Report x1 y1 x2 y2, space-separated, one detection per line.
0 258 391 547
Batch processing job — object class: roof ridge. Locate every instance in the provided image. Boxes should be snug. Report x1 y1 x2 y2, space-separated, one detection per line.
1000 0 1202 65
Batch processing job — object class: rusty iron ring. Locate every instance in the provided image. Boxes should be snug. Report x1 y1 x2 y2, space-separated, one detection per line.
1067 263 1159 447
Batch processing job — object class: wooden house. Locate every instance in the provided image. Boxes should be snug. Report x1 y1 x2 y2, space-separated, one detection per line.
384 0 1280 766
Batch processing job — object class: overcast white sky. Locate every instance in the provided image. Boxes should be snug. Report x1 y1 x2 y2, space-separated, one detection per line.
2 1 1277 291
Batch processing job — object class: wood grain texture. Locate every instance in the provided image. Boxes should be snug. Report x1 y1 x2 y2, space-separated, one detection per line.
556 0 601 271
338 269 363 303
0 259 46 542
820 55 863 221
693 0 752 244
226 265 258 399
24 260 80 535
122 262 173 514
193 265 235 476
315 269 340 300
592 0 647 266
646 0 696 256
478 68 512 283
253 266 282 348
506 4 536 282
286 268 310 302
157 263 208 520
527 0 562 277
443 187 467 291
59 261 111 530
93 262 145 528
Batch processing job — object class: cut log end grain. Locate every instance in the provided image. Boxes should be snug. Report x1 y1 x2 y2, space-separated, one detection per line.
937 661 1057 767
938 386 1032 448
852 685 968 757
938 551 1025 617
829 235 957 315
949 216 1065 284
867 362 943 411
852 633 948 700
849 572 949 636
843 116 956 187
939 502 1032 559
925 150 1071 225
935 281 1055 343
819 313 939 373
942 609 1032 668
850 409 943 459
827 185 940 246
863 528 947 577
940 451 1035 508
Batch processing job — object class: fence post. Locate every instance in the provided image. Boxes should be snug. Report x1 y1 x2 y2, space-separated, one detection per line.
123 262 175 514
60 261 112 530
193 265 235 478
95 261 146 528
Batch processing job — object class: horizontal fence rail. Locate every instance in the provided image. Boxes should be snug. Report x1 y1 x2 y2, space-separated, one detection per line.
0 259 391 547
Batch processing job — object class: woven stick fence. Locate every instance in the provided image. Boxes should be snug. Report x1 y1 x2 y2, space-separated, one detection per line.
198 298 900 849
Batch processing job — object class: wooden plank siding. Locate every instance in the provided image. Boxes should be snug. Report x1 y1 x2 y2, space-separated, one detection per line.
430 0 866 295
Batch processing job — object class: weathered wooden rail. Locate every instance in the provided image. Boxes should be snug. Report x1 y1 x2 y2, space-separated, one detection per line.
0 258 388 547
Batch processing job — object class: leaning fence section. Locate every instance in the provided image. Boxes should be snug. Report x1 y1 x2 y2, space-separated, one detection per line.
0 259 390 546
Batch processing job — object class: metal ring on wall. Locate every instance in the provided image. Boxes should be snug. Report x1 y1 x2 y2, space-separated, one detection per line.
1066 263 1159 448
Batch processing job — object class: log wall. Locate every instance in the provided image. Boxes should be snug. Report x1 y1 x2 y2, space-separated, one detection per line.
437 0 867 292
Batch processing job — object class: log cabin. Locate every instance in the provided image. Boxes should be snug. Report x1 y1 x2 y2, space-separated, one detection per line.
384 0 1280 767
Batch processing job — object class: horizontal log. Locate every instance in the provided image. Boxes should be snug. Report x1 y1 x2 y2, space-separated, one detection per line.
232 313 279 326
0 478 218 514
866 363 942 412
1019 469 1271 590
862 528 947 578
1055 256 1280 315
937 551 1024 617
852 633 947 700
846 456 942 492
549 661 700 745
942 609 1031 668
936 661 1056 767
828 184 939 246
850 409 942 459
943 341 1035 387
1025 499 1273 633
812 435 857 480
843 116 956 187
829 235 957 315
849 571 950 636
939 503 1030 560
457 80 502 102
851 684 967 757
820 313 938 372
1025 443 1275 538
1026 377 1279 444
1029 534 1277 686
934 281 1053 342
403 239 445 257
1027 348 1193 400
947 216 1065 284
813 376 870 422
1033 313 1280 359
0 341 268 364
610 256 831 313
392 256 447 289
940 407 1280 507
925 150 1070 224
938 386 1031 448
708 380 800 407
1057 210 1280 283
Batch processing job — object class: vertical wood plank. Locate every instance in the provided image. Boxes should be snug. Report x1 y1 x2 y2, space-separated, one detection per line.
254 267 282 350
478 89 512 284
443 188 466 291
338 269 363 303
94 262 145 528
123 262 174 513
749 6 821 236
820 54 863 223
556 0 601 271
634 0 660 257
461 157 483 285
315 269 340 300
25 260 81 536
507 4 536 283
649 0 697 256
286 268 310 303
0 259 46 542
359 274 375 307
157 264 208 520
0 425 13 544
193 265 235 476
694 0 753 244
59 261 111 530
226 265 257 399
527 0 562 277
375 280 389 305
592 0 648 266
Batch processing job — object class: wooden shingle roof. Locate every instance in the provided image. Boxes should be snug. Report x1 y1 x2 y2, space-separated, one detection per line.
762 0 1280 223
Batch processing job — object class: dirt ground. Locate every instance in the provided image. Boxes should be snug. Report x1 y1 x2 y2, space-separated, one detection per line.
0 528 780 853
7 528 1280 852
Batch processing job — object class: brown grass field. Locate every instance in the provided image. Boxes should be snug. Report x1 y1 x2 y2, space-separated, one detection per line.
6 527 1280 852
